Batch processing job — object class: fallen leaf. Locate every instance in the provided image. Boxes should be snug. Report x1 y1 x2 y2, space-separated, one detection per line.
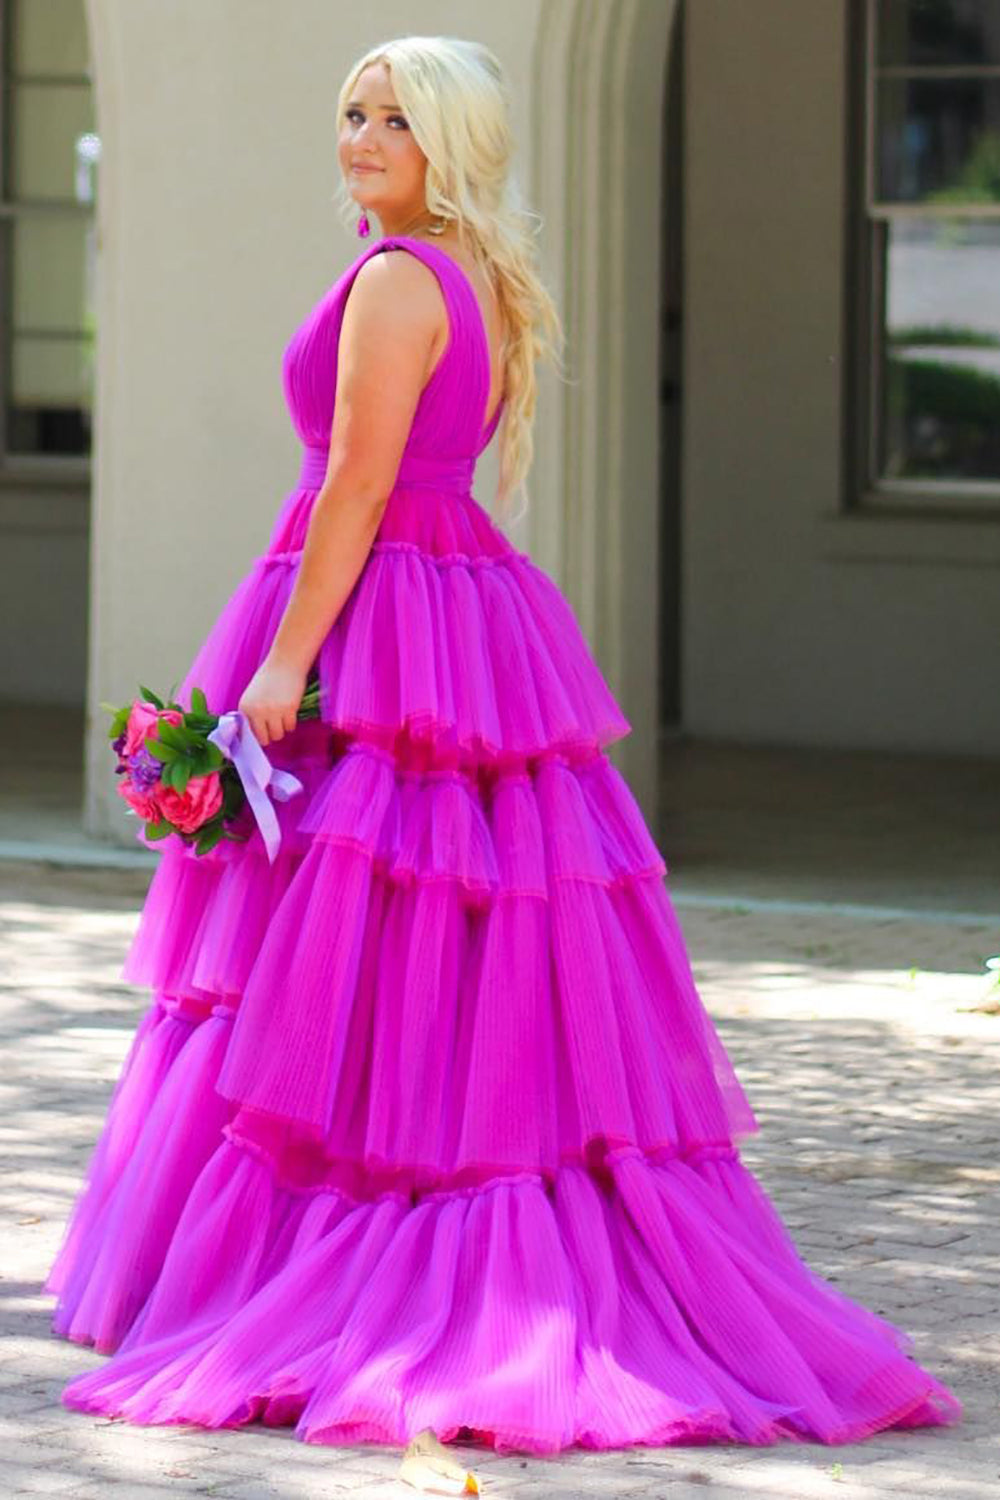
399 1428 481 1494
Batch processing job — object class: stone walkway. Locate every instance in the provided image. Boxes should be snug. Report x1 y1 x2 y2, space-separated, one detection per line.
1 860 997 1498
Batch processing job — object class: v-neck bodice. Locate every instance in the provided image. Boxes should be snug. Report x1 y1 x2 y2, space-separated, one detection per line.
280 234 506 500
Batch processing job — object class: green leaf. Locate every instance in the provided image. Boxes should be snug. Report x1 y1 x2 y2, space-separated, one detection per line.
143 819 172 841
107 705 130 739
155 720 189 750
144 735 175 763
138 684 164 709
103 701 131 736
184 751 217 779
195 821 225 856
191 686 209 717
174 760 193 794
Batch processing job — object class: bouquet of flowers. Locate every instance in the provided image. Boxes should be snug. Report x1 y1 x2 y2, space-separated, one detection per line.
106 677 321 861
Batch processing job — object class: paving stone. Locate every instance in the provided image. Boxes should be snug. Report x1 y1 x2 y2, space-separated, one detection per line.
2 866 997 1497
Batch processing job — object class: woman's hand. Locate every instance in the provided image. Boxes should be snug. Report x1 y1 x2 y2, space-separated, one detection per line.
237 654 308 748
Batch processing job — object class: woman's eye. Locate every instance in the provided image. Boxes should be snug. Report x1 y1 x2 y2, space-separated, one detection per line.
346 108 408 130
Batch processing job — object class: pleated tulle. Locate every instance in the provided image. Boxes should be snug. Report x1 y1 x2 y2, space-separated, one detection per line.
49 612 965 1452
54 1089 961 1453
176 493 631 768
46 1012 233 1351
47 712 963 1451
49 703 964 1451
44 1004 193 1303
48 234 963 1451
114 733 755 1184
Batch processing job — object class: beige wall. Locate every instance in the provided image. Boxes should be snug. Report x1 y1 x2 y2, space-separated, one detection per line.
78 0 997 854
684 0 1000 756
82 0 544 841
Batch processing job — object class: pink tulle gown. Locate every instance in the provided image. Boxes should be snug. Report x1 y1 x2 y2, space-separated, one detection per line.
45 234 962 1454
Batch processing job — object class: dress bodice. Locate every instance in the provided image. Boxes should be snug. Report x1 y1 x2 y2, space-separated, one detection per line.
280 235 505 496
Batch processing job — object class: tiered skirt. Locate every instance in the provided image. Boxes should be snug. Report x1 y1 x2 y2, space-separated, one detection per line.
45 484 963 1451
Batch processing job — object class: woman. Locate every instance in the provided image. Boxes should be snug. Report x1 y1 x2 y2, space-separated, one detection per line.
45 35 962 1455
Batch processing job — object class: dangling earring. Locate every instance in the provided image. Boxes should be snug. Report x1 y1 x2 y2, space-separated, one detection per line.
427 215 448 237
357 211 371 239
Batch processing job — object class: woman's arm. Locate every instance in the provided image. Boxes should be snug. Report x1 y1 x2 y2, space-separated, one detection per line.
238 251 446 746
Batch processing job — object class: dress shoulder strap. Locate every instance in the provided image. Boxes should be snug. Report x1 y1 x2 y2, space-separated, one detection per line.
330 235 490 439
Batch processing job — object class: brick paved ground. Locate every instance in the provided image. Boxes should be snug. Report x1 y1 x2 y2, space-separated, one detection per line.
1 860 997 1499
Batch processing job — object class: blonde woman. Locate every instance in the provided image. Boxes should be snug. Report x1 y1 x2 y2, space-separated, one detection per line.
47 34 961 1458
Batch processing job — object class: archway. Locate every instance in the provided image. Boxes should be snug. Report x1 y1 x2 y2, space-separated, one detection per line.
530 0 679 834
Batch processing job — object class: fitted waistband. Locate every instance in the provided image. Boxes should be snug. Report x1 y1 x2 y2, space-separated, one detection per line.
297 445 474 495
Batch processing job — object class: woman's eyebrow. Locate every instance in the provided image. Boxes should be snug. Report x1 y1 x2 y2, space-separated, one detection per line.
347 100 402 111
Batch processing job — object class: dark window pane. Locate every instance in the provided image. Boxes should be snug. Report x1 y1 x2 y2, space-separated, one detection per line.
879 217 1000 482
878 0 1000 67
876 77 1000 203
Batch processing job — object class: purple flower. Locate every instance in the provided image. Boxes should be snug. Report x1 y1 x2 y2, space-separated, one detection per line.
127 746 161 792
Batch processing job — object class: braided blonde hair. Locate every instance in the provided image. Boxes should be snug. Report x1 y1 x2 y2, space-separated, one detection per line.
333 35 567 527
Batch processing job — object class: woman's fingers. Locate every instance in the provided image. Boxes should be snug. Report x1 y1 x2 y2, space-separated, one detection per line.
246 710 285 748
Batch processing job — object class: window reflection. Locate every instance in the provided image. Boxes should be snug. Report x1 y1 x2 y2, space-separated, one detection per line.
878 0 1000 67
863 1 1000 497
882 218 1000 481
876 79 1000 204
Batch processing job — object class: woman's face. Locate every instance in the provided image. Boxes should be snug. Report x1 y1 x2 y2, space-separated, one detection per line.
339 63 428 226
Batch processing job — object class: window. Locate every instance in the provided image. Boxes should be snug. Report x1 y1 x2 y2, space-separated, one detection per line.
851 0 1000 513
0 0 98 470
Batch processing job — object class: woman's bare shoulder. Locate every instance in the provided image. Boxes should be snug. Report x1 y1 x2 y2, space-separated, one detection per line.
345 246 447 325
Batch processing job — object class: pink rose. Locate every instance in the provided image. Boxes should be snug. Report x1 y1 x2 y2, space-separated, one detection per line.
124 701 182 757
153 771 224 835
116 776 162 822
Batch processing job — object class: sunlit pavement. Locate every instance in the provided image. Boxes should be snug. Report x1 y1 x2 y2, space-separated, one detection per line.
1 858 998 1499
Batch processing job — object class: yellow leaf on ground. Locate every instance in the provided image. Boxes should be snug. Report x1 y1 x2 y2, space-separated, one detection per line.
399 1428 481 1494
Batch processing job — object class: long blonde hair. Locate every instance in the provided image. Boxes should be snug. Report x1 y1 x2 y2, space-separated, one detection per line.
333 36 566 527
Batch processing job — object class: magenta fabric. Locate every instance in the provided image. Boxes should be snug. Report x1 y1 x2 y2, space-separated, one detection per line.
45 236 962 1454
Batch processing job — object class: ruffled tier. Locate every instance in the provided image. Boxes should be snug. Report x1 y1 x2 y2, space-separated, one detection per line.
43 1003 195 1310
175 527 631 770
44 1006 232 1342
62 502 963 1449
117 736 756 1173
48 1011 961 1452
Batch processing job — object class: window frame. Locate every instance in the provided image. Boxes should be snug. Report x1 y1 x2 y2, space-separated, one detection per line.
847 0 1000 519
0 0 94 488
